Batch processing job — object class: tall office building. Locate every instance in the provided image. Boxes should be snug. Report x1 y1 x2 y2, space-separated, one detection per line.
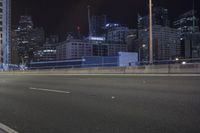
16 16 34 64
91 15 107 37
138 25 181 62
10 30 19 64
153 7 169 27
56 39 93 60
105 23 130 44
0 0 11 66
138 7 169 30
16 16 45 64
56 37 128 60
33 36 58 62
173 10 200 59
173 10 199 35
181 33 200 59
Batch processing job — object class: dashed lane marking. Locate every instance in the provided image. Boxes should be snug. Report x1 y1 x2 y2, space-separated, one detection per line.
0 123 18 133
29 87 71 94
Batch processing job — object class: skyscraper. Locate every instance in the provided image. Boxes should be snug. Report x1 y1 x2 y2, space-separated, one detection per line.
106 24 130 44
138 7 169 30
153 7 169 27
173 10 199 35
173 10 200 59
16 16 45 65
0 0 11 66
138 25 181 62
91 15 107 37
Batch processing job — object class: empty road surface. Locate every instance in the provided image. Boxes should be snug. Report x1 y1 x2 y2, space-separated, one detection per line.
0 74 200 133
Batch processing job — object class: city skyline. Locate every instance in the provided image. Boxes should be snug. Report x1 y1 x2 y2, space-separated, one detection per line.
0 2 200 133
12 0 200 36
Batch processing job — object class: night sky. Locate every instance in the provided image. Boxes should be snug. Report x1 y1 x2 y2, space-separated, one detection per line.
12 0 200 36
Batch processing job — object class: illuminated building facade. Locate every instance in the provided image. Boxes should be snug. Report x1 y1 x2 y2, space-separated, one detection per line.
0 0 11 66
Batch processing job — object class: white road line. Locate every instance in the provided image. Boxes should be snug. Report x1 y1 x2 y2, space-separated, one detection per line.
29 87 71 94
0 123 18 133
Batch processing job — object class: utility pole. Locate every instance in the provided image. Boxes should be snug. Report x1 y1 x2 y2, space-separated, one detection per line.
149 0 153 64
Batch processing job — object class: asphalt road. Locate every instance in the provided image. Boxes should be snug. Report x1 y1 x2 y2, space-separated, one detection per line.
0 74 200 133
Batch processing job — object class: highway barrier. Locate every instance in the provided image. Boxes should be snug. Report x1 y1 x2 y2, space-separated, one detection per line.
1 63 200 74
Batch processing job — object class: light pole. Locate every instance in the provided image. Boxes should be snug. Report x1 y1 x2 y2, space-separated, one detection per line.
149 0 153 64
139 44 146 64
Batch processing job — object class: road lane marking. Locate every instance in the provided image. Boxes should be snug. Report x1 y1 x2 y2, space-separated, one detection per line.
29 87 71 94
111 96 116 99
0 123 18 133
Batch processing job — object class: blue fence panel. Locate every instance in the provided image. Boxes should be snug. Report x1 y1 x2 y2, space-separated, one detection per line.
82 56 118 68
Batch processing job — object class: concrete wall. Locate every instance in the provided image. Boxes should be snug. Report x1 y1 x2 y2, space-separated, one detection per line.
49 64 200 74
2 64 200 74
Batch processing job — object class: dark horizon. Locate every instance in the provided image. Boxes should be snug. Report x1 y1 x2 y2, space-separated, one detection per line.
12 0 200 37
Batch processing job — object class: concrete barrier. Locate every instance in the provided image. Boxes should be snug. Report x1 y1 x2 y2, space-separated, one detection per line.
49 64 200 74
169 64 200 74
1 64 200 74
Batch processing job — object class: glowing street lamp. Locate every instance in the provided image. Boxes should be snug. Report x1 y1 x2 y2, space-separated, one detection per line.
175 58 179 61
142 44 146 48
139 44 146 63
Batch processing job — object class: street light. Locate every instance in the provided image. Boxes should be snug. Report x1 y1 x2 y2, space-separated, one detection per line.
175 58 179 61
139 44 146 64
149 0 153 64
142 44 146 48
